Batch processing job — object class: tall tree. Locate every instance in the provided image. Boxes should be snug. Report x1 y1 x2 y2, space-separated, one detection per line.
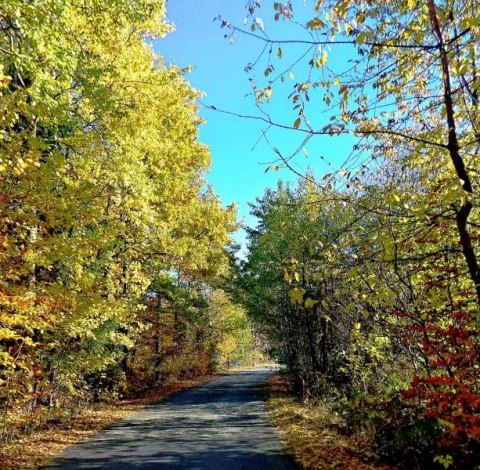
1 0 239 435
228 1 479 463
224 0 479 303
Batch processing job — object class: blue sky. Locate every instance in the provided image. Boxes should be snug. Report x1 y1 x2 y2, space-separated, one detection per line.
155 1 356 253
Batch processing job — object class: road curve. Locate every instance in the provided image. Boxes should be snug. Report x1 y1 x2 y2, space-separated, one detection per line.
46 368 296 469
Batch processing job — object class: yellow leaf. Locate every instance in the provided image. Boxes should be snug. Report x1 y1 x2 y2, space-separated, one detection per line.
289 288 306 304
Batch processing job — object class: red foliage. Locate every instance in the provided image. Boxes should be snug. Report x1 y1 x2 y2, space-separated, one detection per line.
401 298 480 447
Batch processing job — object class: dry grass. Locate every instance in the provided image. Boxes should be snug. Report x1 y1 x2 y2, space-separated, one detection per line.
0 373 224 470
265 374 396 470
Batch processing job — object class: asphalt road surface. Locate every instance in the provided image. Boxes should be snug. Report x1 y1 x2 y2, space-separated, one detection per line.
46 368 297 469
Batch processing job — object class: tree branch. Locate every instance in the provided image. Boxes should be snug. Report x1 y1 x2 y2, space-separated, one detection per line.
201 101 450 150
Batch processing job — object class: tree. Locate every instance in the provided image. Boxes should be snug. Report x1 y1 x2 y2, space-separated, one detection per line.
224 0 479 302
241 179 386 397
225 1 479 464
1 0 239 438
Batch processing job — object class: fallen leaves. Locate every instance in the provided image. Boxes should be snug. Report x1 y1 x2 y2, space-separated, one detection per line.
266 374 395 469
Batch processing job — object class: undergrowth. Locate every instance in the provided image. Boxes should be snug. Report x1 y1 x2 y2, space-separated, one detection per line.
265 372 480 470
265 372 393 470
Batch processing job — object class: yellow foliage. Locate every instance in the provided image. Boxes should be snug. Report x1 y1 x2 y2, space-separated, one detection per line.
0 0 237 418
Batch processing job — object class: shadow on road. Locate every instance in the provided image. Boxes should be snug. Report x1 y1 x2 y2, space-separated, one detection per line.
45 369 296 470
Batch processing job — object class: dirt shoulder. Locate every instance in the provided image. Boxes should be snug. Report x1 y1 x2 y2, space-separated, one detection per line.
265 373 395 470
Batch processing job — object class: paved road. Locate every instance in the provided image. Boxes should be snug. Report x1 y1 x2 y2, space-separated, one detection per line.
46 368 296 469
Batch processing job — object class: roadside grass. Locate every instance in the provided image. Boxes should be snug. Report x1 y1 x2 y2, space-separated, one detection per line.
0 373 224 470
265 373 396 470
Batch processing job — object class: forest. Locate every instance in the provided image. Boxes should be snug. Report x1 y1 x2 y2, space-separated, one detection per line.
0 0 256 448
1 0 479 469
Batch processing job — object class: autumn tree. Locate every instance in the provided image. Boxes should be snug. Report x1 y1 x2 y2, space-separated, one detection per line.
224 0 479 465
242 179 387 397
225 0 480 298
0 0 241 439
